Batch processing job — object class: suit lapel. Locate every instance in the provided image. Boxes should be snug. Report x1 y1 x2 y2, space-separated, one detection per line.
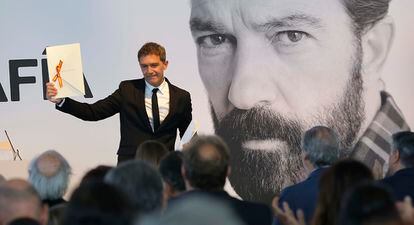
134 79 153 132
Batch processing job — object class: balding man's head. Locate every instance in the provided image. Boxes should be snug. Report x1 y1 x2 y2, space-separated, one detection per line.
0 179 48 225
302 126 340 167
28 150 71 201
183 135 230 191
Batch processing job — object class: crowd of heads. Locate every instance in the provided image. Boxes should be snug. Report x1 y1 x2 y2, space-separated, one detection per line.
1 128 414 225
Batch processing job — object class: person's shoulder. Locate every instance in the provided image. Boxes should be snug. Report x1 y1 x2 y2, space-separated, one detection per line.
381 169 413 184
227 194 269 211
231 197 273 223
166 79 190 95
380 173 400 187
281 179 309 195
119 78 144 89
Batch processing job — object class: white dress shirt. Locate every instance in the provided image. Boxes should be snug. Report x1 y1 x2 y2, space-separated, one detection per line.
145 79 170 131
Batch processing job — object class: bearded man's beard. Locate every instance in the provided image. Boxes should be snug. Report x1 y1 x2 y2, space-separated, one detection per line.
212 47 365 204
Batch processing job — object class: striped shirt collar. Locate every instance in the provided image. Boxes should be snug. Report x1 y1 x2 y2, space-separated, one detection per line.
351 91 410 178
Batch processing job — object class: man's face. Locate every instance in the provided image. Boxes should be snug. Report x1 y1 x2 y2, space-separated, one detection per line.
190 0 365 203
139 54 168 87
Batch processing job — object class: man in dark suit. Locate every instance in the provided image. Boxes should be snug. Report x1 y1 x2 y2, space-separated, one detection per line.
275 126 340 225
174 135 273 225
381 131 414 201
46 42 192 164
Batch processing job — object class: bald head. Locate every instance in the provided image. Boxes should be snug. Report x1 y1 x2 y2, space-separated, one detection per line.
28 150 71 201
183 135 230 191
37 153 62 177
0 179 48 225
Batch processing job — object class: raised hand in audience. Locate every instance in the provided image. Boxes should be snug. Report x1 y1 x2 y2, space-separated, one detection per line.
272 196 306 225
397 196 414 225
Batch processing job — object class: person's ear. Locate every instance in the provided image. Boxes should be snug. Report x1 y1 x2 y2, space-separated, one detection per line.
390 149 400 165
361 16 395 78
302 152 309 162
163 60 169 69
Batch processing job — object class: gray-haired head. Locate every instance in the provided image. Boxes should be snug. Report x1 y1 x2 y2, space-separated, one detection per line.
104 160 163 215
392 131 414 168
28 150 71 201
138 195 244 225
302 126 340 167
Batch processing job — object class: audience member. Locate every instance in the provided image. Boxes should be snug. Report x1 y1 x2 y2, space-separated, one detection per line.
276 126 340 225
61 181 133 225
382 131 414 201
135 140 169 167
273 160 374 225
312 160 374 225
159 151 186 204
28 150 71 207
79 165 113 185
0 179 48 225
338 182 402 225
178 135 273 225
104 160 164 217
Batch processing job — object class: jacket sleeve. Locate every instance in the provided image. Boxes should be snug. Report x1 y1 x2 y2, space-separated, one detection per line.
56 84 123 121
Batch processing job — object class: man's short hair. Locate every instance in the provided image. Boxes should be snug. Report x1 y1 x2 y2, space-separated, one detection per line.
137 42 166 62
135 140 169 167
104 160 163 215
159 151 186 193
392 131 414 168
28 150 71 201
342 0 391 35
183 135 230 191
302 126 340 167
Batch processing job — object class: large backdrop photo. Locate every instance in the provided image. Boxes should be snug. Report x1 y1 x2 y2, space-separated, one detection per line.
1 0 414 204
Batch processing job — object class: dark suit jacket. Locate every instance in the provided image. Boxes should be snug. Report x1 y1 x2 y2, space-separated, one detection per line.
171 190 273 225
57 78 192 155
275 167 326 225
381 168 414 201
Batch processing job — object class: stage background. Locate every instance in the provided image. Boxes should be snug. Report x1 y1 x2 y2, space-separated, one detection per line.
1 0 413 195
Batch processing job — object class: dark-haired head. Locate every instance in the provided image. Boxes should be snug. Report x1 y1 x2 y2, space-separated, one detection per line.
312 159 374 225
62 181 134 225
338 182 402 225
